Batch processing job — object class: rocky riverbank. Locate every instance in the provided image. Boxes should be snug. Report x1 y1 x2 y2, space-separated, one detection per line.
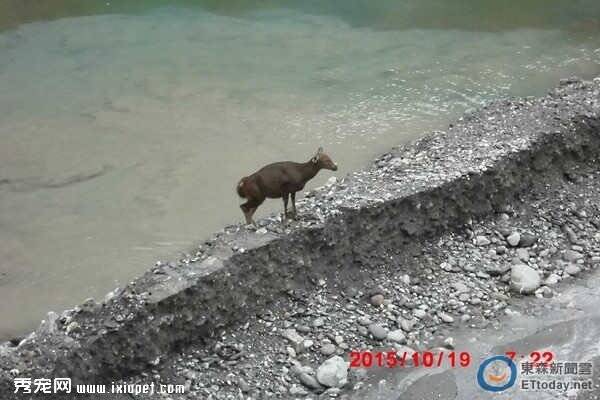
1 77 599 399
125 120 600 399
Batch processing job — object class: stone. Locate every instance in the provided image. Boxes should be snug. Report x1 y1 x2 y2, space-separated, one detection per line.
386 330 407 343
518 233 538 247
368 324 388 340
370 294 385 307
497 226 512 237
563 250 583 262
399 318 415 332
565 264 581 276
313 317 325 328
510 264 541 294
507 232 520 247
476 271 491 279
440 313 454 323
544 273 560 286
38 312 59 336
65 321 81 335
287 346 297 358
298 372 322 390
283 329 305 353
413 309 427 319
516 248 530 262
476 236 491 246
316 356 348 388
484 263 511 276
320 343 337 356
296 324 311 334
357 316 372 326
289 385 308 396
238 378 251 393
452 282 469 293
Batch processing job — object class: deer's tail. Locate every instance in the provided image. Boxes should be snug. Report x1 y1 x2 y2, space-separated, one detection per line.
236 177 248 198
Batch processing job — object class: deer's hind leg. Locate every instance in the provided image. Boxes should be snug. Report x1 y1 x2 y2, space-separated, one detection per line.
290 192 298 219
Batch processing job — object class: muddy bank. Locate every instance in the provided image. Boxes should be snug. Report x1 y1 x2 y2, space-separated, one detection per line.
1 77 599 398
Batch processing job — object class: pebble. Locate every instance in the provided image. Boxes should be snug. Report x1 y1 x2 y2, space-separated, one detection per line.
286 346 297 358
399 318 415 332
518 233 538 247
238 378 251 393
65 321 81 335
298 372 322 391
563 250 583 262
507 232 521 247
401 274 411 285
283 329 305 353
370 294 385 307
386 330 407 343
313 317 325 328
452 282 469 293
484 263 511 276
476 236 491 246
510 264 541 294
459 293 470 302
440 313 454 323
516 248 530 262
316 356 349 388
565 264 581 276
413 309 427 319
544 273 560 286
289 385 308 396
368 324 388 340
320 343 337 356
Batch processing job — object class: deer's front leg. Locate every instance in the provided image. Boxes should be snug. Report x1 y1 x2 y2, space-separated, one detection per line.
282 192 289 222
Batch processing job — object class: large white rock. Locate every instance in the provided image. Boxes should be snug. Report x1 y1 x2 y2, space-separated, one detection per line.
316 356 349 388
510 264 541 294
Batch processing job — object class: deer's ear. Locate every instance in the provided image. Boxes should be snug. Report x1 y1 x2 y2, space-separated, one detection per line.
317 147 323 155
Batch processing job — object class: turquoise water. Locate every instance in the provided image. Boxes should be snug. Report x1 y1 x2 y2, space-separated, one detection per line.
0 2 599 338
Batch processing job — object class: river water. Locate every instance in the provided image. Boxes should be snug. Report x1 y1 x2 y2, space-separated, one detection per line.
0 1 599 338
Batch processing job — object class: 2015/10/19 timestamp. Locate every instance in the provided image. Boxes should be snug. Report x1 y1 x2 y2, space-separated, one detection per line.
349 350 472 369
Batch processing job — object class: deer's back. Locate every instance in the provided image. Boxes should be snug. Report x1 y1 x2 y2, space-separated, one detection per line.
252 161 305 198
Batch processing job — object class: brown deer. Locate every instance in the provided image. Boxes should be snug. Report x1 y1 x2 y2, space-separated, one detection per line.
236 147 338 225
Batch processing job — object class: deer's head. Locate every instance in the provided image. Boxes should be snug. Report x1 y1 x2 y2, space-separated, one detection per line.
311 147 338 171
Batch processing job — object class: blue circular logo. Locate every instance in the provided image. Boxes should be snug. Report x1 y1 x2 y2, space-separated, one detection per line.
477 355 517 392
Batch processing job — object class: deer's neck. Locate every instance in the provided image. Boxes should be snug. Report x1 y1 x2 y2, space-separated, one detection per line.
299 161 320 183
